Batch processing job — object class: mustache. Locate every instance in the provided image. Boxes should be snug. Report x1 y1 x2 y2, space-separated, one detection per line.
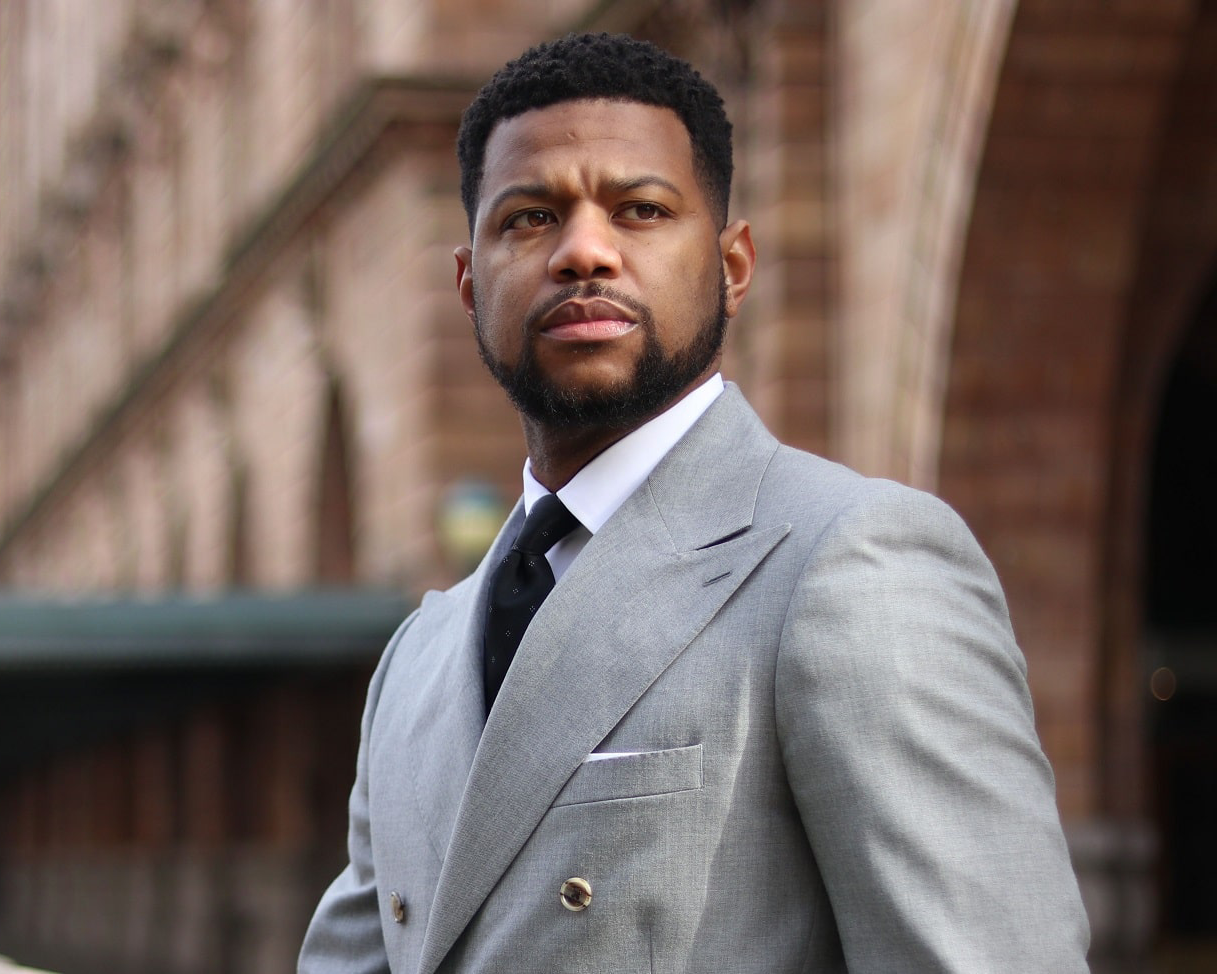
523 282 653 333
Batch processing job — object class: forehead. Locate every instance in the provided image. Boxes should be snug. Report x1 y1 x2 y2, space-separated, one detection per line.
480 99 697 193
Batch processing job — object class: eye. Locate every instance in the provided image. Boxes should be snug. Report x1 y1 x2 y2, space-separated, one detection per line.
619 202 666 222
504 209 554 230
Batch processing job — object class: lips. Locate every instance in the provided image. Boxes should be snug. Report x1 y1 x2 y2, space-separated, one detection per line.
539 299 638 342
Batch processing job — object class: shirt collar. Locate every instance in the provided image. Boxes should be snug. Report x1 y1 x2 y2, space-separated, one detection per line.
522 373 725 532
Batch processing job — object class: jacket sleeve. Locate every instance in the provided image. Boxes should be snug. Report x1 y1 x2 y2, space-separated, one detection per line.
775 481 1091 971
298 613 418 974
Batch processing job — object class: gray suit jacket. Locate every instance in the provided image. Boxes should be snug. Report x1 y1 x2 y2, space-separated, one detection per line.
299 385 1090 973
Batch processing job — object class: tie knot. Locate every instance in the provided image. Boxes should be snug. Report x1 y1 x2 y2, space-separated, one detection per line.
515 494 580 555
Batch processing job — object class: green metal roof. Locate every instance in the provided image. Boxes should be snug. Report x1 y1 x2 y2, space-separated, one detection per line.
0 589 413 669
0 590 413 778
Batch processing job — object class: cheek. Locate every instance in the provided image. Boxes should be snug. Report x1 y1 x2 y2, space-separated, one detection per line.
475 254 526 310
642 235 717 289
650 249 717 308
471 279 525 355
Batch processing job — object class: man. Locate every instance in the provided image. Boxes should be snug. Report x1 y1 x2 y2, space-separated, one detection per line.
300 33 1091 973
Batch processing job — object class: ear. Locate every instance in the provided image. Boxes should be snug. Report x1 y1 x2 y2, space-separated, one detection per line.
454 246 476 321
718 220 756 318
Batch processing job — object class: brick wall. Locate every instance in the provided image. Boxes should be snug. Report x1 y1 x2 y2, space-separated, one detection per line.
732 0 835 457
938 0 1195 823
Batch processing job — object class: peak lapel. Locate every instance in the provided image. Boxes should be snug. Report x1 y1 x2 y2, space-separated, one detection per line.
647 383 782 551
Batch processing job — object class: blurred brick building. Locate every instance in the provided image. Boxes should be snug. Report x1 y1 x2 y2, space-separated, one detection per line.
1 1 1215 972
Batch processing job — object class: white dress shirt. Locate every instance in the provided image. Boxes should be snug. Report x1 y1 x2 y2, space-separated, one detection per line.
521 373 725 581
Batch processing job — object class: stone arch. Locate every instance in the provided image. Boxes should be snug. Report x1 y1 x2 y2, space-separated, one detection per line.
835 0 1018 485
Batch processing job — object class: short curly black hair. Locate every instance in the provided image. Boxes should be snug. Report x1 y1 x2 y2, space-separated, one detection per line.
457 33 734 232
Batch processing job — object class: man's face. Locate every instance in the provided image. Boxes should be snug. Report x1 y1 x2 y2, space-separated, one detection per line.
455 99 753 431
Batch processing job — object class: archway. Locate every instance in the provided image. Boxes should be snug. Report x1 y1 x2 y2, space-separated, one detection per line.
314 378 356 585
935 4 1208 967
1143 279 1217 966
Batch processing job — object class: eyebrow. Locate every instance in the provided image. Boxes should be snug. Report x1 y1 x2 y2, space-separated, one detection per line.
483 174 686 218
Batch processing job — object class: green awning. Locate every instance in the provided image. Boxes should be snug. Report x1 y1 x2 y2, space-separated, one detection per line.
0 589 412 669
0 590 413 777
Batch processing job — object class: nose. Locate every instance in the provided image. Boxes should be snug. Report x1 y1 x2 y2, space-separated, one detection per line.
547 206 622 281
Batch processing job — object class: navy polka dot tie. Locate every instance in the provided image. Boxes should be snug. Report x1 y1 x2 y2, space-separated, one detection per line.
484 494 581 714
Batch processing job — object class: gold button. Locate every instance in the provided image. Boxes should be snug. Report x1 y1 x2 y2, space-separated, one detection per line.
389 890 406 924
559 877 592 911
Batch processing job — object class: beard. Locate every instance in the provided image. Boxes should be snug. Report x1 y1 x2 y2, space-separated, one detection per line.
472 275 728 431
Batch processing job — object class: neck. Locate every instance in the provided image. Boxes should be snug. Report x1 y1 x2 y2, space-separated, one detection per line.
522 421 631 491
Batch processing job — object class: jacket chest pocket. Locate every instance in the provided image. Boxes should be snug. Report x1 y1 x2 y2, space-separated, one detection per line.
552 743 703 807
